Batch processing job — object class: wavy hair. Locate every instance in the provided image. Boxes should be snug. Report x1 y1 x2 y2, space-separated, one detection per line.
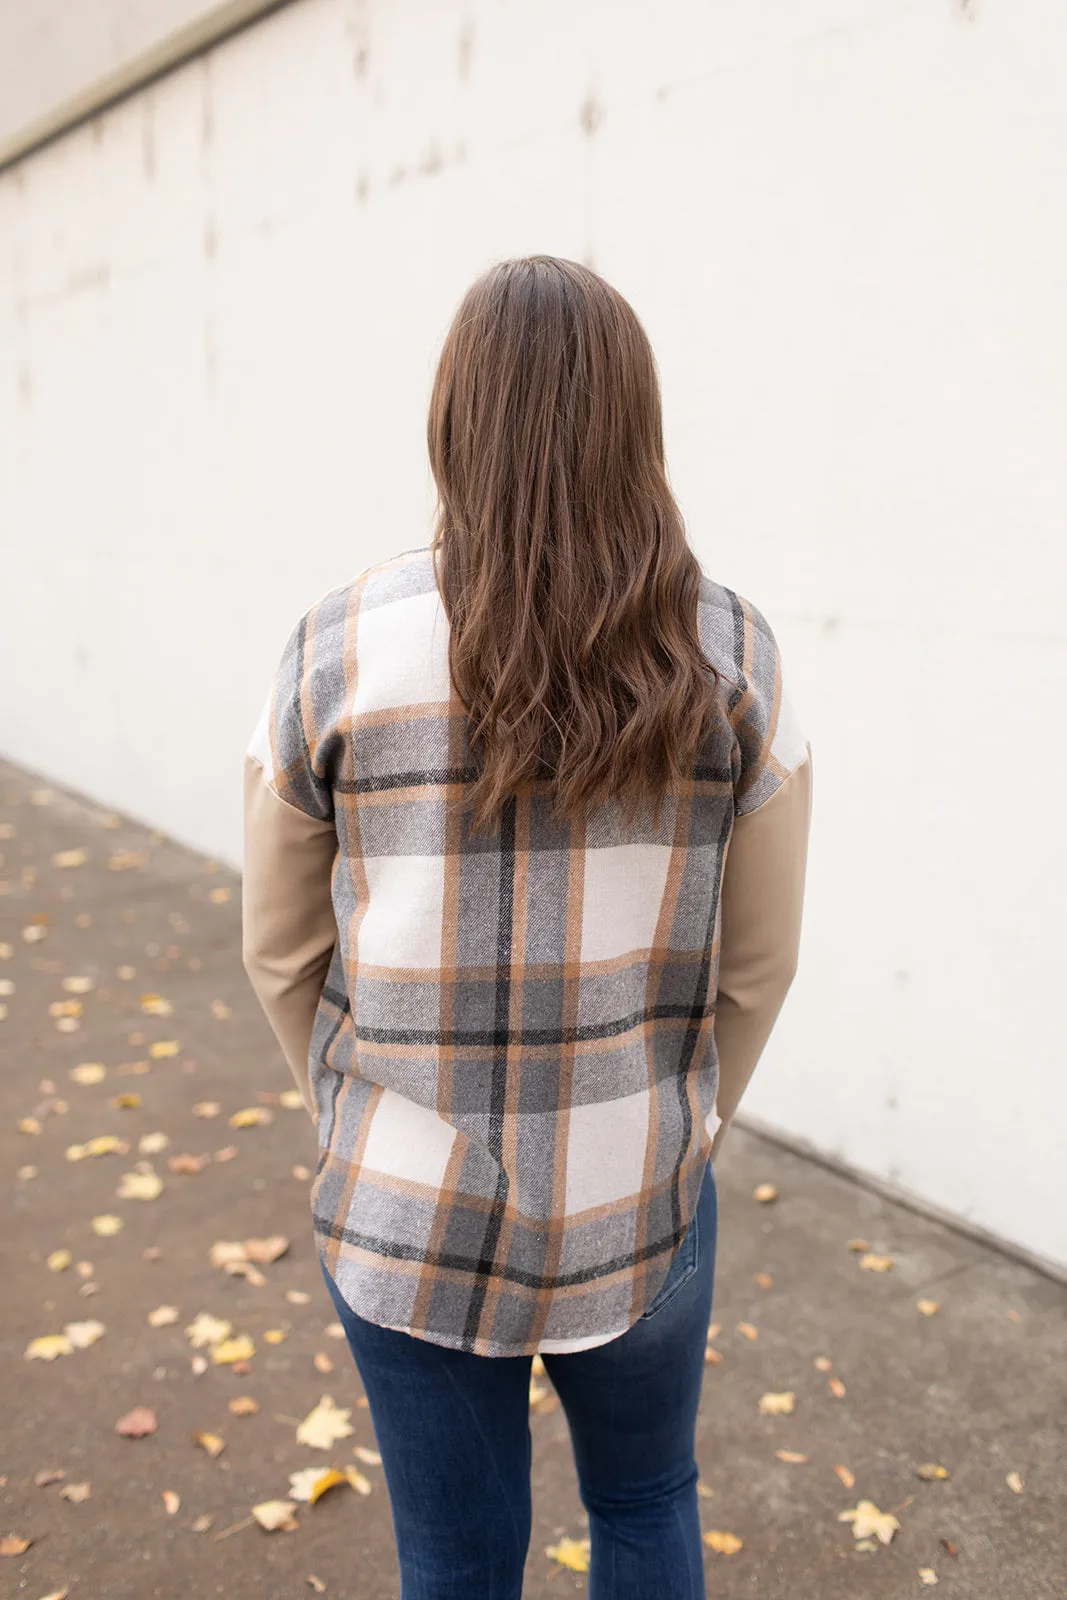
427 255 722 836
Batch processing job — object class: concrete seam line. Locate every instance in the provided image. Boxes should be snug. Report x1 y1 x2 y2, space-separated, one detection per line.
0 0 298 173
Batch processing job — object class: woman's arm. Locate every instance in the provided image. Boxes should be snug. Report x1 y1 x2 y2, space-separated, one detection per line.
241 752 338 1119
710 748 812 1159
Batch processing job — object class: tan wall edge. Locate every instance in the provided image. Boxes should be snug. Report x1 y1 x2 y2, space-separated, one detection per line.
0 0 296 173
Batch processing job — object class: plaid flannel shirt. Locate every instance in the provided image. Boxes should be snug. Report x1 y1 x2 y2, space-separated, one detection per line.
243 544 810 1356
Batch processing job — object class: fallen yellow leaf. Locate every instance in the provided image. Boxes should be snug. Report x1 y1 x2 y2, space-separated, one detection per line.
917 1299 940 1317
49 999 83 1019
60 1480 91 1502
148 1305 179 1327
52 848 88 868
834 1464 856 1489
229 1106 273 1128
1006 1471 1024 1494
118 1169 163 1201
228 1395 260 1416
25 1334 74 1361
194 1431 225 1457
545 1536 591 1572
345 1466 373 1496
91 1214 123 1236
297 1395 355 1450
0 1533 33 1555
263 1329 287 1345
186 1312 233 1348
829 1377 847 1399
919 1569 939 1586
752 1183 778 1203
162 1490 180 1515
859 1253 895 1273
140 994 173 1016
916 1463 950 1481
139 1132 170 1154
838 1501 900 1545
70 1063 106 1085
775 1451 809 1464
110 1093 142 1110
279 1088 304 1109
212 1335 255 1365
737 1322 759 1341
63 976 95 994
208 886 231 903
47 1249 73 1272
18 1118 42 1135
149 1040 179 1059
192 1101 221 1118
703 1530 743 1555
759 1391 795 1415
289 1467 349 1504
353 1446 381 1466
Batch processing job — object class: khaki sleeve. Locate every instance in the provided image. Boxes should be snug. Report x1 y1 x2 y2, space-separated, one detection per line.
241 753 338 1119
710 749 812 1160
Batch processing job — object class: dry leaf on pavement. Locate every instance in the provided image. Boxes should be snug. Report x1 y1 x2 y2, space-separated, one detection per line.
919 1569 939 1585
70 1063 106 1085
829 1377 847 1399
759 1392 795 1415
859 1253 895 1273
229 1107 273 1129
344 1467 373 1496
63 1320 105 1349
148 1306 179 1327
149 1040 179 1058
228 1395 260 1416
834 1464 856 1489
289 1468 349 1505
0 1534 33 1556
252 1500 299 1533
192 1102 221 1118
211 1336 255 1365
1006 1471 1024 1494
92 1214 123 1236
917 1299 940 1317
118 1169 163 1201
297 1396 355 1450
185 1313 233 1348
703 1530 743 1554
776 1451 809 1464
25 1334 74 1361
35 1469 66 1487
916 1463 950 1481
752 1183 778 1203
47 1249 72 1272
546 1536 591 1572
60 1482 91 1503
115 1407 158 1438
353 1446 381 1466
140 994 173 1016
838 1501 901 1545
162 1490 180 1514
737 1322 759 1341
193 1432 225 1457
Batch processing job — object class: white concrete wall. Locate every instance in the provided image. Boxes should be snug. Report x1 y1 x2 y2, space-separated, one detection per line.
2 0 1065 1267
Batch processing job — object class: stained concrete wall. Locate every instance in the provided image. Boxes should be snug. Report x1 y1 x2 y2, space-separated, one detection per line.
1 0 1065 1267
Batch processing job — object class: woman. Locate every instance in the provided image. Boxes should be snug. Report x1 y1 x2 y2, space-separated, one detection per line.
242 255 811 1600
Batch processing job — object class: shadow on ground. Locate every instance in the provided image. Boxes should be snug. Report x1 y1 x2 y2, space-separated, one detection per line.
1 760 1064 1599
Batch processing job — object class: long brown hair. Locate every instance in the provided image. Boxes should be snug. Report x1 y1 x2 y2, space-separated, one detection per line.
427 255 721 836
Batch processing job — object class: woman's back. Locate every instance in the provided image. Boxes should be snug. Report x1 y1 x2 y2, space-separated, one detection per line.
244 540 807 1357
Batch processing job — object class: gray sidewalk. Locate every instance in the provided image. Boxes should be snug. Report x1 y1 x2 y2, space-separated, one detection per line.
2 757 1064 1600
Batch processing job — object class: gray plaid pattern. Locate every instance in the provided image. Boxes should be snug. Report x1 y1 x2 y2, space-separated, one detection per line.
253 545 805 1355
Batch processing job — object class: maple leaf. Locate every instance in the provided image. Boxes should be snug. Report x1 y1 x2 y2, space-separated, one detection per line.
185 1312 233 1348
252 1499 299 1532
546 1536 591 1572
297 1396 355 1450
703 1530 743 1554
838 1500 901 1545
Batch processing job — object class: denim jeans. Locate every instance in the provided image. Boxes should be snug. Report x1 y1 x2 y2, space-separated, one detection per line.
321 1157 717 1600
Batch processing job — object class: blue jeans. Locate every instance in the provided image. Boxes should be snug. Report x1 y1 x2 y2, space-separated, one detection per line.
321 1157 717 1600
